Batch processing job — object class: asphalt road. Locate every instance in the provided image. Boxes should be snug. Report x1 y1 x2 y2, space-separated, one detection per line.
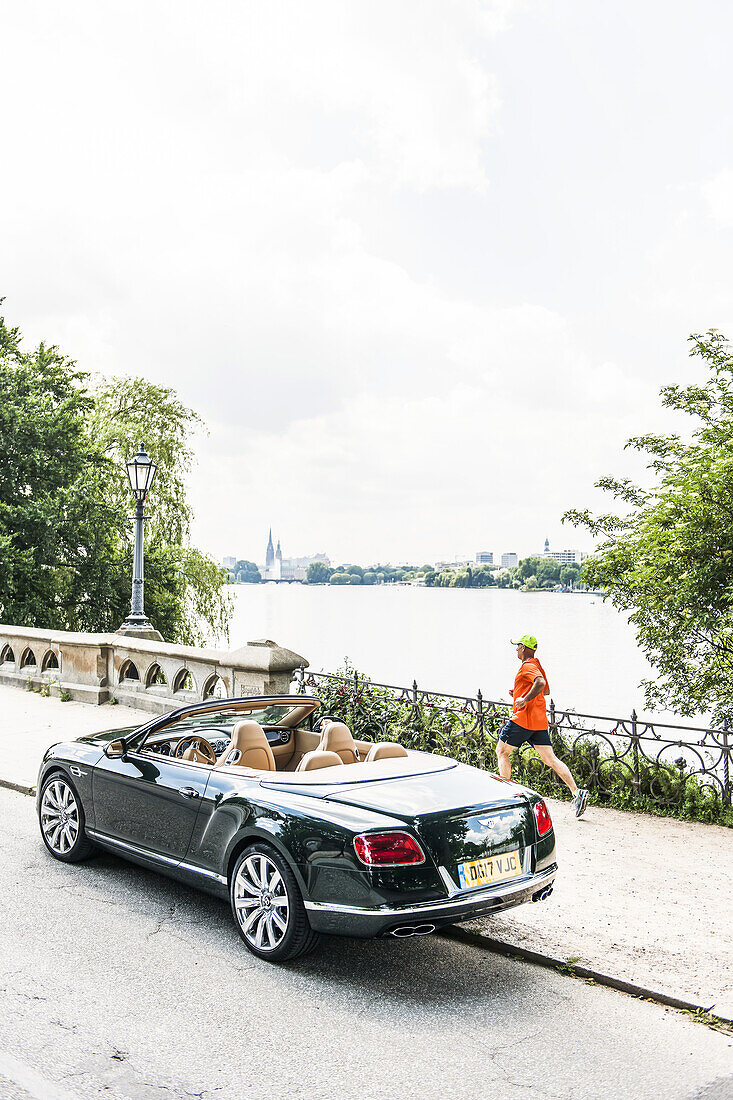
1 788 731 1100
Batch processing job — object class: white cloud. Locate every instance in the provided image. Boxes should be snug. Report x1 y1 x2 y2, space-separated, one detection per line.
2 0 732 571
0 1 505 193
187 288 654 564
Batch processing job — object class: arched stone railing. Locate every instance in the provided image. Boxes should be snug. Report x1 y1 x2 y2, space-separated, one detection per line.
172 668 197 703
0 625 308 713
20 647 37 672
173 668 195 694
42 649 60 673
120 658 141 682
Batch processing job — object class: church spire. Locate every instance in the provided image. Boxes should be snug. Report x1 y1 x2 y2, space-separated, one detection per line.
266 528 275 569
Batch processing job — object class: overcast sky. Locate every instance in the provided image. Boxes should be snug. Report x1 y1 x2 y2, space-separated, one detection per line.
2 1 732 566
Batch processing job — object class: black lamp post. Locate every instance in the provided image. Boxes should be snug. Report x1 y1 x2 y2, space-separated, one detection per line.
118 442 160 636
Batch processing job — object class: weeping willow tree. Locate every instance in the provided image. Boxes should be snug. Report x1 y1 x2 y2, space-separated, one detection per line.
0 303 232 645
88 375 232 645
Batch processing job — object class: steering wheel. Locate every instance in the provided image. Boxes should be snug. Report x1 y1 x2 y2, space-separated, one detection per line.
313 714 340 734
173 735 217 765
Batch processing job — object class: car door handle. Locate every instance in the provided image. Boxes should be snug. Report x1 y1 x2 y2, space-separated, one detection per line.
179 786 200 799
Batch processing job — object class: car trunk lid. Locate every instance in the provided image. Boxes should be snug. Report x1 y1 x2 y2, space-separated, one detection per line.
324 761 526 817
326 764 535 884
416 803 535 888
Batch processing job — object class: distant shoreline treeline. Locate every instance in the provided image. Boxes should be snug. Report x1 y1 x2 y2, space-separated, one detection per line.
227 556 589 592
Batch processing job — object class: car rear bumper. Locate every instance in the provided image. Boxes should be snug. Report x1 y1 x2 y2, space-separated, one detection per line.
304 862 558 937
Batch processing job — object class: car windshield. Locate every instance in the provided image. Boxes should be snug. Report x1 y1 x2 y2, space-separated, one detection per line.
139 698 321 745
163 703 310 735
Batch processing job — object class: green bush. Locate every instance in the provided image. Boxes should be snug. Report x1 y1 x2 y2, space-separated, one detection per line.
304 665 732 827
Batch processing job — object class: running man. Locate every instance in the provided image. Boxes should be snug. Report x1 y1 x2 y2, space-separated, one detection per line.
497 634 588 817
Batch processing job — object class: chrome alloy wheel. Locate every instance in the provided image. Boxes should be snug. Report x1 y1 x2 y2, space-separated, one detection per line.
233 853 290 952
40 779 80 855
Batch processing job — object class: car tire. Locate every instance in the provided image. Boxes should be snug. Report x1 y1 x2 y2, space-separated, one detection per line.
230 842 320 963
38 773 96 863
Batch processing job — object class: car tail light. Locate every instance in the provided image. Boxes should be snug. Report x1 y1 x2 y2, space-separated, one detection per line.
354 831 425 867
534 800 552 837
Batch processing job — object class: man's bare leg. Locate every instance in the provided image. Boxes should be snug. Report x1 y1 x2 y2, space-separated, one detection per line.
534 744 578 794
496 741 514 779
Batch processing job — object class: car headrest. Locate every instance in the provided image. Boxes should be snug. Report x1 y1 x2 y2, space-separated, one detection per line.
319 722 359 764
296 750 343 772
216 719 275 771
365 742 409 762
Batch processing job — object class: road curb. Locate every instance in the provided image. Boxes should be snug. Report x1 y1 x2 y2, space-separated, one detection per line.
440 925 728 1021
0 777 35 797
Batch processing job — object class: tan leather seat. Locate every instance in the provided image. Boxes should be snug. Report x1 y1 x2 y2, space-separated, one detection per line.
296 749 343 772
365 742 408 762
215 720 275 771
319 722 359 765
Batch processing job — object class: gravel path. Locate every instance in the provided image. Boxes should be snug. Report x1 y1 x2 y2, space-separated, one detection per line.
466 793 733 1008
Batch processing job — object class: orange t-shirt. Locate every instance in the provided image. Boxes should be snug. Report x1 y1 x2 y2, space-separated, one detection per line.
511 657 549 730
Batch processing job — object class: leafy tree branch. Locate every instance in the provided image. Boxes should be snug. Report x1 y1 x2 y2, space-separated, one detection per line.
565 330 733 722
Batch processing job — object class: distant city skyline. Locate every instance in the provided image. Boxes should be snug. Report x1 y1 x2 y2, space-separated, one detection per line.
224 530 330 582
217 525 593 571
222 533 585 573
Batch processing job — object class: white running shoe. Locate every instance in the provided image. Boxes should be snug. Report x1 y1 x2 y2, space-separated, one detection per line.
572 789 589 818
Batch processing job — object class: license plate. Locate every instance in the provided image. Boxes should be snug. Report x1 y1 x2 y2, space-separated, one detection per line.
457 850 522 890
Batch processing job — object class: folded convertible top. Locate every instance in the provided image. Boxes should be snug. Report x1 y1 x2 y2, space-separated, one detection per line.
259 751 456 796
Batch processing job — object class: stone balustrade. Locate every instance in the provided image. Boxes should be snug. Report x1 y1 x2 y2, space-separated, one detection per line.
0 625 308 714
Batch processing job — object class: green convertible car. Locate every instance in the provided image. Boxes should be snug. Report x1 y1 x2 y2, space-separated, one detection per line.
37 694 557 962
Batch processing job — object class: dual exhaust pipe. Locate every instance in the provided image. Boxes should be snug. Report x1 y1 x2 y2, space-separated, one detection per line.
389 886 553 936
390 923 436 938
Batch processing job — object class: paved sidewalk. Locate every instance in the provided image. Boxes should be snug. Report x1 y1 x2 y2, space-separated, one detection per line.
3 685 731 1019
4 685 143 791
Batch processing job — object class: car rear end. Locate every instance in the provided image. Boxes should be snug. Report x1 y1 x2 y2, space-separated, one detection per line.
298 762 557 938
352 796 555 937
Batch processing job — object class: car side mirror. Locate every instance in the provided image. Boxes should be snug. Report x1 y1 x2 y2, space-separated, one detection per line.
106 738 127 759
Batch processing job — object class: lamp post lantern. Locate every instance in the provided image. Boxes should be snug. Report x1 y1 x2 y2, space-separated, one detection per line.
118 442 162 639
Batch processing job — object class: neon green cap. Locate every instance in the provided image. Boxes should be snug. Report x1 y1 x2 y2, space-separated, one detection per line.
511 634 538 651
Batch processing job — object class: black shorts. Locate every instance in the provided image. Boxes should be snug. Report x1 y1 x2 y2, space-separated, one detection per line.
498 720 552 748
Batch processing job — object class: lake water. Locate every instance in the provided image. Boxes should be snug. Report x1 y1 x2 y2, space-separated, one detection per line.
222 584 665 721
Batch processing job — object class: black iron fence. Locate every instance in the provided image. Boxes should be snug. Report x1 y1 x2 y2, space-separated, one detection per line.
295 665 732 825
